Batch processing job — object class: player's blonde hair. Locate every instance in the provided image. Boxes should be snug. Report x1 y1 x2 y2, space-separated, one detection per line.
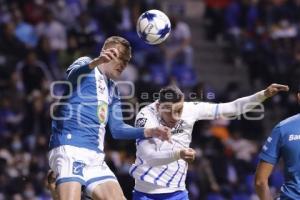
102 36 131 60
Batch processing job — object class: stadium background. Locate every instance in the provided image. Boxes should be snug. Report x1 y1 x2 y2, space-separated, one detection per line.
0 0 299 199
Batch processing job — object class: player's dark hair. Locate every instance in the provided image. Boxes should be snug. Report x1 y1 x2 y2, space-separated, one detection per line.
103 36 131 59
159 85 184 103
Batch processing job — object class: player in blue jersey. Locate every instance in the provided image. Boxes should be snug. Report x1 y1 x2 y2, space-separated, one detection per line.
48 36 171 200
255 86 300 200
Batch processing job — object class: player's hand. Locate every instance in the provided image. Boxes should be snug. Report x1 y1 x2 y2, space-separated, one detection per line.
264 83 289 98
144 126 171 141
45 170 59 200
89 48 119 67
179 148 196 163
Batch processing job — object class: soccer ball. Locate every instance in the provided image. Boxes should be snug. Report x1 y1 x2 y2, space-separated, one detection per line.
136 9 171 45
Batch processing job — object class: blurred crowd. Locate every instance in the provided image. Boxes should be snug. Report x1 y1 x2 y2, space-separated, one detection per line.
202 0 300 199
0 0 298 199
204 0 300 88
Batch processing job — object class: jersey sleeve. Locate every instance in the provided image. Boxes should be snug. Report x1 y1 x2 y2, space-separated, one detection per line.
192 90 267 120
137 139 180 166
108 87 145 139
187 102 218 120
66 57 92 84
259 126 282 165
215 90 267 118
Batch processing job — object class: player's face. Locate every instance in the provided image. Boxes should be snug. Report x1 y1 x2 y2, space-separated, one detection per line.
105 44 130 80
158 98 184 128
298 93 300 103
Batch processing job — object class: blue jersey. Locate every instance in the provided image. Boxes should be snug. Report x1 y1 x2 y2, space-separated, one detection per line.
259 114 300 199
49 57 144 153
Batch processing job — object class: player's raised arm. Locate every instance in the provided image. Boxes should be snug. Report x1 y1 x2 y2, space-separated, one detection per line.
66 47 123 84
65 56 93 84
193 83 289 120
215 83 289 118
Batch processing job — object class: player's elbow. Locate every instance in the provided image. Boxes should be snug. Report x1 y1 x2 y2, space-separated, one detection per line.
254 175 268 189
110 127 122 139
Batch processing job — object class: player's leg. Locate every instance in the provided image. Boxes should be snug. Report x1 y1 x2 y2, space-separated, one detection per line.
46 170 83 200
48 146 87 200
85 160 126 200
91 180 126 200
57 182 82 200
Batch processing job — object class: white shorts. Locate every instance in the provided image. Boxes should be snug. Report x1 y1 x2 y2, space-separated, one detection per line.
48 145 117 197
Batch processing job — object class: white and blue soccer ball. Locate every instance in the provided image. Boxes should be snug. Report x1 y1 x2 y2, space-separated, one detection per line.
136 9 171 45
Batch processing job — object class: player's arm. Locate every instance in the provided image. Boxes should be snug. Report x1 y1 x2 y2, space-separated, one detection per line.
255 161 274 200
135 111 195 166
66 56 93 84
195 84 289 119
108 94 171 141
217 84 289 117
66 48 118 84
138 142 195 166
255 126 282 200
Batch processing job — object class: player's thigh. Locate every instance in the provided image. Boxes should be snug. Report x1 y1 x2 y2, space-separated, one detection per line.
57 181 82 200
92 180 126 200
49 146 88 200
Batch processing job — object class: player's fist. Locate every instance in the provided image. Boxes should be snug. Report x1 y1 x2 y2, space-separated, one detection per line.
264 83 289 98
179 148 196 163
89 48 119 67
144 126 171 141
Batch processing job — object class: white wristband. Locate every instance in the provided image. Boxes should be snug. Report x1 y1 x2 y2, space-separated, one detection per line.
173 150 181 160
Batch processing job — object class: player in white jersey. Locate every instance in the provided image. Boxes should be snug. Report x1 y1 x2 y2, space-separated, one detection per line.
130 84 289 200
48 36 171 200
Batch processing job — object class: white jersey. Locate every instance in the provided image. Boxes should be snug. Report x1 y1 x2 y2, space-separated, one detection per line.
130 91 267 194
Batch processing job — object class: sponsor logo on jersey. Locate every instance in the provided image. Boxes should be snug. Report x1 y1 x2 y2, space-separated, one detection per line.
171 120 184 134
289 134 300 141
97 101 108 124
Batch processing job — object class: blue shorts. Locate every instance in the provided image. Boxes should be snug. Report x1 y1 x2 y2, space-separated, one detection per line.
132 190 189 200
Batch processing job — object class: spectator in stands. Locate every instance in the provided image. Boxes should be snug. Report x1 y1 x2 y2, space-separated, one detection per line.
36 9 67 51
16 50 52 94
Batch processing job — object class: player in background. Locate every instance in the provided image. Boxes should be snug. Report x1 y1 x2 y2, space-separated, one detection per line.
130 84 289 200
48 36 171 200
255 86 300 200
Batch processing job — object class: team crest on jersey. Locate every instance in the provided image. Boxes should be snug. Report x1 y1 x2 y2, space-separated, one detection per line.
136 118 147 127
97 101 108 124
72 161 85 176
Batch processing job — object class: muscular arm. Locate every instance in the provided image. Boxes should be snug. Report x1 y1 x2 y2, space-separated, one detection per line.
255 161 274 200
